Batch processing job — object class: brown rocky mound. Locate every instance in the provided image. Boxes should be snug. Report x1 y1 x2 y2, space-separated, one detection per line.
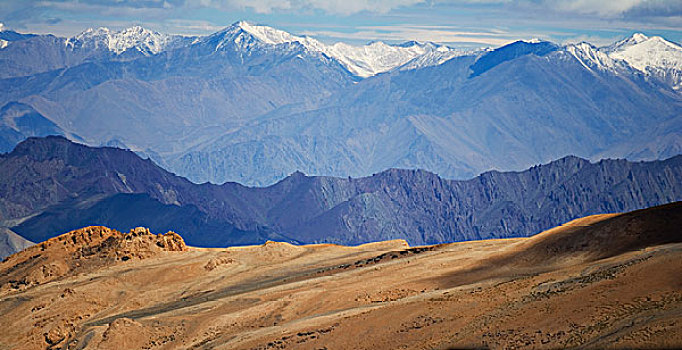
0 226 186 292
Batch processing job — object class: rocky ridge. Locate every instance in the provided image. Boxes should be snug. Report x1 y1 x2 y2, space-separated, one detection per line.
1 137 680 251
0 226 186 292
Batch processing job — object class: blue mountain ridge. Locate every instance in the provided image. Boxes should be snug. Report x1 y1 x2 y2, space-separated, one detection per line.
1 136 679 252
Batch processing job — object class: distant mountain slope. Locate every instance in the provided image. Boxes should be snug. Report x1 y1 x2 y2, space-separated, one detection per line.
172 43 680 184
469 40 558 77
0 102 75 152
0 24 681 186
2 137 680 252
0 23 354 169
0 228 33 259
0 26 196 79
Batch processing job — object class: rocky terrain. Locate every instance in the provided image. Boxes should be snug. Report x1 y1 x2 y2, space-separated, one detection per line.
0 202 680 349
1 136 680 256
0 226 186 293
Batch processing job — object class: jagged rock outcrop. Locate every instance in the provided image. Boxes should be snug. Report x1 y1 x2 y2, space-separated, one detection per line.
0 226 186 292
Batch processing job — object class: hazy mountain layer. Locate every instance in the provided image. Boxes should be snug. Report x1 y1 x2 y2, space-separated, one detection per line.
0 227 33 259
172 46 680 184
0 23 680 185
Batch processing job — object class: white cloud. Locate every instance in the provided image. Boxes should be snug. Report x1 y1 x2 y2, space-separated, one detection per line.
551 0 645 16
561 34 624 47
434 0 679 18
216 0 425 15
301 24 519 47
305 0 425 15
160 19 225 34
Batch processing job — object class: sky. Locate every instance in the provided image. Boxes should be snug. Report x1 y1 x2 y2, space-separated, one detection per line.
1 0 681 48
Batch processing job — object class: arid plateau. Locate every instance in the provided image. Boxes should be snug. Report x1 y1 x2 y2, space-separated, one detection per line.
1 202 681 349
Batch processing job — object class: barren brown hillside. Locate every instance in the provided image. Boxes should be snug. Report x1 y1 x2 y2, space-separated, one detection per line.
0 202 681 349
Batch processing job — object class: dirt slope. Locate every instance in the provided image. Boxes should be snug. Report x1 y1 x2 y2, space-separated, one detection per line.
0 202 680 349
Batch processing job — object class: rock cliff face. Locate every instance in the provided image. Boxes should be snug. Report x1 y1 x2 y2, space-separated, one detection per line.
2 137 681 248
270 156 682 243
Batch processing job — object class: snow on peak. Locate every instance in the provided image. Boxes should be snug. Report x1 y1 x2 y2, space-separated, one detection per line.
108 26 173 54
324 40 458 76
398 48 469 72
632 32 649 43
235 21 312 46
564 42 621 72
605 33 682 71
607 33 649 50
211 21 460 77
0 23 8 48
67 26 174 55
78 26 112 38
604 33 682 90
209 21 321 53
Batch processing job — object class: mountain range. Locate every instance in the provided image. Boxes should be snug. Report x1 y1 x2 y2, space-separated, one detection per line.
0 21 680 186
1 136 680 258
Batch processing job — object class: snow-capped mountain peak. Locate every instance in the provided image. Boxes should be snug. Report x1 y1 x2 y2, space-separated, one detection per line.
236 20 291 44
604 33 682 90
108 25 172 55
325 40 460 76
67 25 175 55
631 32 649 43
606 33 649 53
75 26 112 39
209 21 460 77
234 21 318 47
207 21 309 53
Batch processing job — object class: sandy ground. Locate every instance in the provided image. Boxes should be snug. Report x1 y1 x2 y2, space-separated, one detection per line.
0 202 681 349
